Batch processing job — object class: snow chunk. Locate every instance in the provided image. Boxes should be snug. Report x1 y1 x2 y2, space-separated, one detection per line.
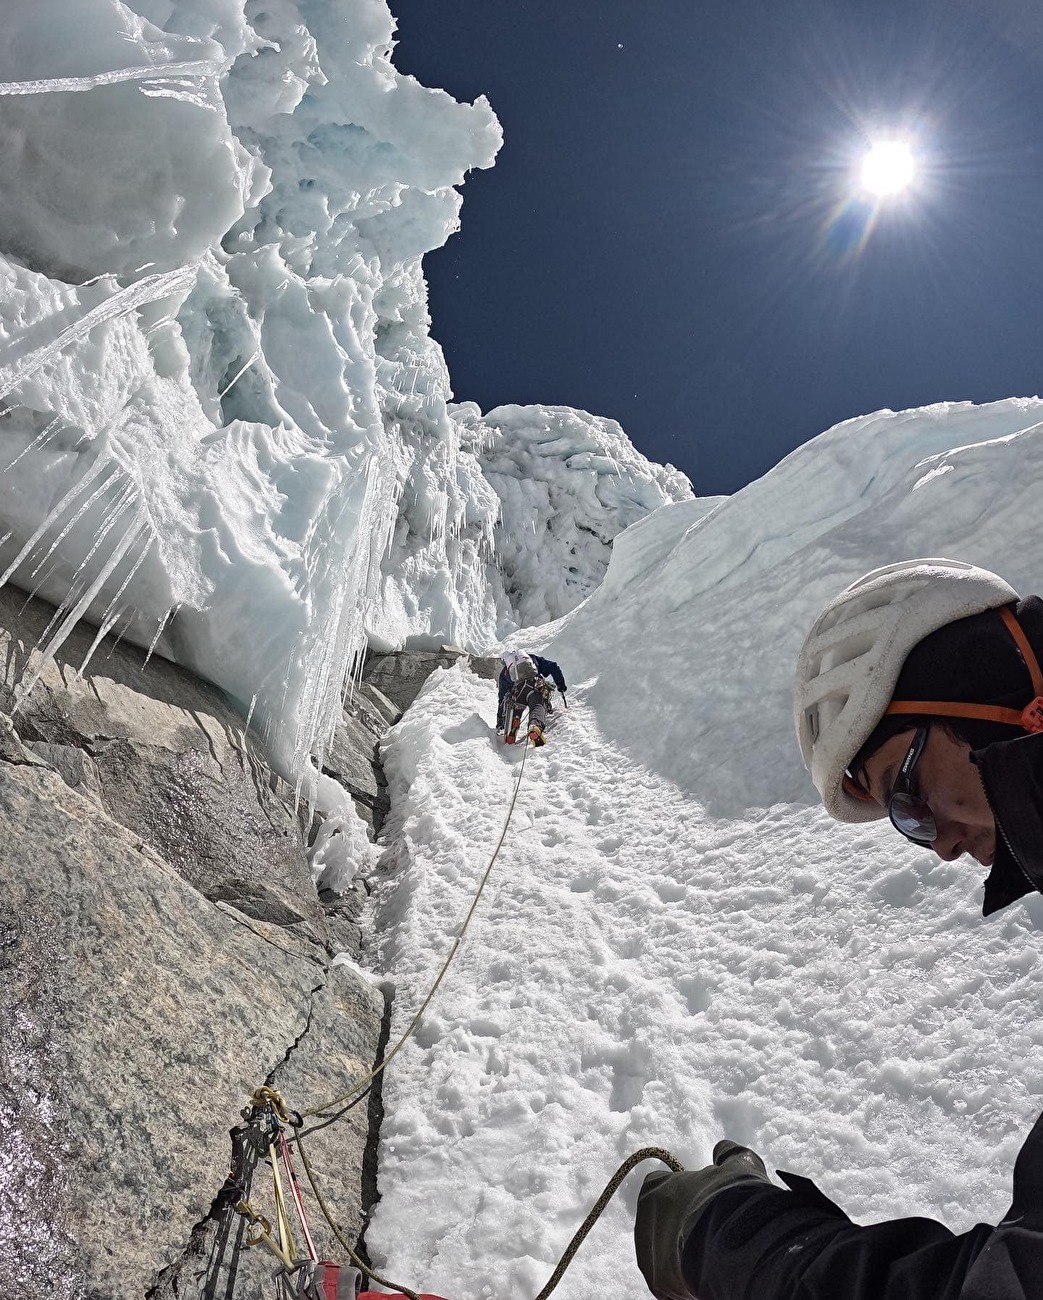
0 0 256 281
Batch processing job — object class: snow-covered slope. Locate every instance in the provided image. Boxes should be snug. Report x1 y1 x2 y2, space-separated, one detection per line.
0 0 689 781
367 397 1043 1297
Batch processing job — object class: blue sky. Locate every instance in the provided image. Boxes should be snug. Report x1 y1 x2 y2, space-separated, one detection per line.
389 0 1043 493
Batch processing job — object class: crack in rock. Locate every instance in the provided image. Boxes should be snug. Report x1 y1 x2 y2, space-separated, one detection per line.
267 975 330 1085
146 977 330 1300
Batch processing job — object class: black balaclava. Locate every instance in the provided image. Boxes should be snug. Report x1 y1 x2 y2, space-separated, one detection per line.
851 595 1043 776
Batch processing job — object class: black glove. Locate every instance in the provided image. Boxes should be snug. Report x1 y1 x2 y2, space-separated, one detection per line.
635 1142 772 1300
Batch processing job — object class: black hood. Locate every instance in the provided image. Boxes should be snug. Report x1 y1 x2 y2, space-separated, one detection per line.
968 595 1043 914
975 731 1043 916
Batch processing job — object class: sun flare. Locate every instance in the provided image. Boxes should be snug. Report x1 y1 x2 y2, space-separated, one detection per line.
860 139 916 197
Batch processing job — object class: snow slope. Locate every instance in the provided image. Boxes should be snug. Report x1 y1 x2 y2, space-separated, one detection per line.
367 398 1043 1298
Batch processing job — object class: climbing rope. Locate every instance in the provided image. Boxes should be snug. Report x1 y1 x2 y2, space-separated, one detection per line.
239 1086 421 1297
236 709 688 1299
278 1123 684 1300
236 738 534 1293
532 1147 684 1300
294 1125 421 1300
301 733 533 1120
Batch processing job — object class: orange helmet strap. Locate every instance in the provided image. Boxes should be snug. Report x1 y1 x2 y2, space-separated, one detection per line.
885 605 1043 736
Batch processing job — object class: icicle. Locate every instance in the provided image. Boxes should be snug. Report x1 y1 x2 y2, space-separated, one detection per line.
143 604 179 667
29 490 139 650
15 517 146 707
21 488 138 656
105 608 138 659
218 349 261 401
0 61 219 97
1 415 63 473
0 266 196 404
24 558 66 609
26 476 129 582
0 458 111 592
36 570 91 650
75 533 155 676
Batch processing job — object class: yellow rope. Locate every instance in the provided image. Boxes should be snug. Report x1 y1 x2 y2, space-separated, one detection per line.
289 1129 683 1300
240 727 676 1299
301 735 532 1118
532 1147 685 1300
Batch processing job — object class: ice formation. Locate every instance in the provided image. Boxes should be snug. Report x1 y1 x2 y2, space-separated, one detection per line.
0 0 690 783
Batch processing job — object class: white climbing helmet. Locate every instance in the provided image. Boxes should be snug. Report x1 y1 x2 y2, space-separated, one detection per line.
794 558 1019 822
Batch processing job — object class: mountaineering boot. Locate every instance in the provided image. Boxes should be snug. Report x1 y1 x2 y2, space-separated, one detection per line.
528 724 545 747
505 710 520 744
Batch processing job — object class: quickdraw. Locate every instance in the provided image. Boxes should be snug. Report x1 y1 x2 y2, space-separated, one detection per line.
237 1088 350 1300
236 1088 438 1300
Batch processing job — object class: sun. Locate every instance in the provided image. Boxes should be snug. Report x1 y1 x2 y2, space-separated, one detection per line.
859 139 916 197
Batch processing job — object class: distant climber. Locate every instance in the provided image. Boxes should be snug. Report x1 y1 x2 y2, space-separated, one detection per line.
497 650 567 747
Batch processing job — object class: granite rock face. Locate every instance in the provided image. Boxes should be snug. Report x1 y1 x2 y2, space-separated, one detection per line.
325 649 501 838
0 590 387 1299
362 647 500 716
0 586 326 951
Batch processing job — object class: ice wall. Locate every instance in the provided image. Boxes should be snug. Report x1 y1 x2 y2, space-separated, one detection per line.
0 0 688 782
369 400 693 647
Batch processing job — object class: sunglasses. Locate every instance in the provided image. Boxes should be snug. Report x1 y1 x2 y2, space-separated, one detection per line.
887 726 937 845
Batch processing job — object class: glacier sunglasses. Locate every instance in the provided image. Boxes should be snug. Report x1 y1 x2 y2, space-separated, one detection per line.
888 725 937 845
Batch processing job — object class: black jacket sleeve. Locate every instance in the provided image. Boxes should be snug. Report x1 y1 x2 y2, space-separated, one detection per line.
681 1176 992 1300
532 654 567 692
677 1108 1043 1300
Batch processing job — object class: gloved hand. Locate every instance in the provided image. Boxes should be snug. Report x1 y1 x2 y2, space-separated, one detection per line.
635 1142 772 1300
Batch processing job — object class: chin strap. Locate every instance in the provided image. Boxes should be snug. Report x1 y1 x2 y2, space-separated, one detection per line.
886 606 1043 735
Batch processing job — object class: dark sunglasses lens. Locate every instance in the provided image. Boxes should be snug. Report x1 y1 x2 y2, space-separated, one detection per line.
890 793 936 844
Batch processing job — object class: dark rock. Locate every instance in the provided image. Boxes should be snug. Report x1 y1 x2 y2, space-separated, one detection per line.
361 649 468 716
27 740 104 803
358 680 401 727
322 886 368 960
468 654 502 681
323 706 390 837
0 585 327 950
